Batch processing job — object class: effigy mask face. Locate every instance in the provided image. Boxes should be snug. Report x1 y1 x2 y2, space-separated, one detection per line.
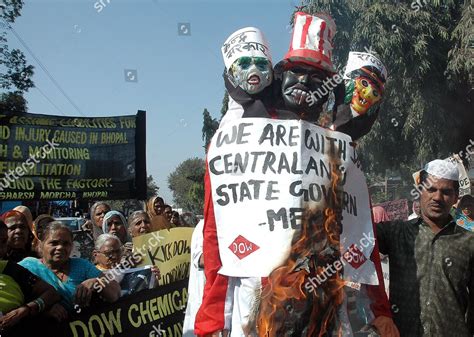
343 61 385 117
281 63 330 117
348 75 383 115
229 56 272 95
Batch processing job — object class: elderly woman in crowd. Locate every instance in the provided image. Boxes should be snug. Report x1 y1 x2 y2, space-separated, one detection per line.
82 202 111 241
102 210 133 259
94 233 160 292
93 234 123 272
1 210 36 263
128 210 152 238
18 222 120 322
102 211 130 245
0 219 60 333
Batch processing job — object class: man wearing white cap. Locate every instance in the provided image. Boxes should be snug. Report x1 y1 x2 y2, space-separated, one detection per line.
376 159 474 337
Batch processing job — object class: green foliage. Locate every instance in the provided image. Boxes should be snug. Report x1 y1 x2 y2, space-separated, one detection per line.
0 0 23 23
0 48 34 92
219 66 229 119
220 90 229 118
146 175 159 199
369 189 387 204
202 108 219 152
1 0 34 111
104 175 159 215
103 199 143 217
305 0 473 188
188 181 204 212
168 157 205 214
0 91 27 112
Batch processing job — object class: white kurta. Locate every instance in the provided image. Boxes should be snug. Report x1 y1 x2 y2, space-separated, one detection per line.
183 220 206 336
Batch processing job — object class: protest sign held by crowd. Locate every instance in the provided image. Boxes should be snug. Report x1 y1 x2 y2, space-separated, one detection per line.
0 3 472 337
0 193 197 337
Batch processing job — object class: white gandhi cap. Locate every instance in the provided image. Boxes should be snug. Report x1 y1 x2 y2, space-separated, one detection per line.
423 159 459 181
221 27 272 70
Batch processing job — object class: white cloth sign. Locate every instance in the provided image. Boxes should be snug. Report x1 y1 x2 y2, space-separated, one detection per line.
207 118 378 285
449 154 471 197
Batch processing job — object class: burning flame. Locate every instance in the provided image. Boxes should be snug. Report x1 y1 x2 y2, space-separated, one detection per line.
256 158 346 337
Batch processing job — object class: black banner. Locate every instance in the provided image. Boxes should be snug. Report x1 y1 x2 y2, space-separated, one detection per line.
0 111 147 200
64 279 188 337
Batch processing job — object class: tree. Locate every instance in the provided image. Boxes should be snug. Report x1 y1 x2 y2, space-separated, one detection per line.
220 90 229 118
188 180 205 212
219 67 230 120
0 91 27 113
146 174 159 199
0 0 34 112
304 0 473 186
202 67 229 153
168 158 205 214
203 67 231 152
104 175 159 216
202 108 219 152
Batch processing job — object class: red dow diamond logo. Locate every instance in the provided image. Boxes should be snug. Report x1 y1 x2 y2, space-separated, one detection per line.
342 244 367 269
229 235 260 260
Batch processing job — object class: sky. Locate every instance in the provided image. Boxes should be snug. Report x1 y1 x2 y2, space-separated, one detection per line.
5 0 300 203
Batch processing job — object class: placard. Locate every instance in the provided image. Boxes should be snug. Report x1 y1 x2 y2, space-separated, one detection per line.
133 228 194 286
207 118 378 285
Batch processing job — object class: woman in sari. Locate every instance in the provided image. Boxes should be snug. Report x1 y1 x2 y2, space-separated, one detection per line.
146 196 172 231
0 220 60 333
19 221 120 322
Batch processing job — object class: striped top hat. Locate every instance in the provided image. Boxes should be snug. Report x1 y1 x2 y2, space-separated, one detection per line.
277 12 336 73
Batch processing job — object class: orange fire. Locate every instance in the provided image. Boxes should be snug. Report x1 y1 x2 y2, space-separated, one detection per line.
256 159 346 337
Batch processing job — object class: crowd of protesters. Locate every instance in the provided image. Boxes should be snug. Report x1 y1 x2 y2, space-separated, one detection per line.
0 195 198 336
0 169 472 337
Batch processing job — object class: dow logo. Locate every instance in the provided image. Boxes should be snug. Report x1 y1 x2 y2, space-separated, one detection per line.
228 235 260 260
